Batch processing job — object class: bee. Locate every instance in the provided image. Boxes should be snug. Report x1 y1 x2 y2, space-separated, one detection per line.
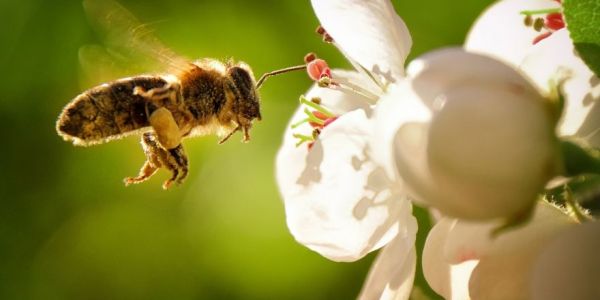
57 0 304 189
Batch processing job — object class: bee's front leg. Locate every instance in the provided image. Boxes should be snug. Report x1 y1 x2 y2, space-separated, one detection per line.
124 132 189 189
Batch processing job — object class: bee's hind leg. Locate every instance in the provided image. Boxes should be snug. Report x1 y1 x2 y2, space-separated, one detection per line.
124 132 188 189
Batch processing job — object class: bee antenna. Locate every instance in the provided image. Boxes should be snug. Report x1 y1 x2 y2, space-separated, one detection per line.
256 64 307 90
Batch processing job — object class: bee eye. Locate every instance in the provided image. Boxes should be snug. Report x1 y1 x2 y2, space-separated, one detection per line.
229 66 261 119
229 67 254 94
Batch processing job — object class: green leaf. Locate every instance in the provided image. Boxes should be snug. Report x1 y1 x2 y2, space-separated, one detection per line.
563 0 600 77
560 139 600 177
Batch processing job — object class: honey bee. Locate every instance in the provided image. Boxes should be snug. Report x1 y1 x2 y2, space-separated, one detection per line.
57 0 304 189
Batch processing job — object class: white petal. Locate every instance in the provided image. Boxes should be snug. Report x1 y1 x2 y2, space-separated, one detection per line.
311 0 411 82
531 221 600 300
468 203 575 300
276 108 411 261
423 202 574 300
445 200 573 263
395 49 559 220
370 82 431 183
465 0 560 67
358 226 417 300
520 30 600 145
422 217 479 300
422 218 455 299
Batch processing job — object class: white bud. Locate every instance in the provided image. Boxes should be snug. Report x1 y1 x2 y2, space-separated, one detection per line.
394 49 560 220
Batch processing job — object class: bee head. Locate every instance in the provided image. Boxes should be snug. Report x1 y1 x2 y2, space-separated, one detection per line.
228 63 262 122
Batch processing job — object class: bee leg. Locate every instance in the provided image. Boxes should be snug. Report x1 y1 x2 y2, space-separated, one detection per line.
218 125 241 144
241 124 251 142
133 81 180 102
124 132 162 186
123 132 189 189
162 144 189 189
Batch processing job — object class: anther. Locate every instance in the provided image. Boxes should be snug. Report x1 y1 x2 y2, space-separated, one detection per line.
312 128 321 139
533 18 545 31
311 97 322 105
304 52 317 63
323 33 334 43
316 25 326 36
524 15 533 27
318 76 331 87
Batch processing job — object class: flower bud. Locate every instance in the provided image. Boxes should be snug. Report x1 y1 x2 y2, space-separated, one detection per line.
394 49 560 220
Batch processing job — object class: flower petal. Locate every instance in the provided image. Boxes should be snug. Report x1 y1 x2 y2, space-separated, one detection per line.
531 221 600 300
520 29 600 145
276 103 412 261
358 227 417 300
468 203 575 300
394 49 559 220
311 0 411 83
465 0 560 67
422 218 455 299
422 217 479 300
370 82 431 183
423 202 574 300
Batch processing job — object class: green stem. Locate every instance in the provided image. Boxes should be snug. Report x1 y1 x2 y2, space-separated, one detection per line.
520 8 561 16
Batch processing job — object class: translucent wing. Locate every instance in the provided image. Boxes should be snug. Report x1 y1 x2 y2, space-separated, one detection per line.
79 0 190 87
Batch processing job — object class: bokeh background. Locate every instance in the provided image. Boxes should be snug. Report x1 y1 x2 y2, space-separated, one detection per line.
1 0 493 299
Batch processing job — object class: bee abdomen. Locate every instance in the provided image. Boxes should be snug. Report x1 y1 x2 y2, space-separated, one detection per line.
57 76 168 146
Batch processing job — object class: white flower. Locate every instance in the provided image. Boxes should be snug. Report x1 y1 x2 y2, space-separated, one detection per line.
531 220 600 300
374 48 561 220
465 0 600 146
276 0 417 299
422 201 577 300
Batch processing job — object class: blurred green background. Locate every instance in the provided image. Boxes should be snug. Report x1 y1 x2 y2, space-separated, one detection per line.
0 0 492 299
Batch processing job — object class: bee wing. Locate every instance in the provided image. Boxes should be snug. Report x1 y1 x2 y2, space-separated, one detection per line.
81 0 190 83
78 44 138 88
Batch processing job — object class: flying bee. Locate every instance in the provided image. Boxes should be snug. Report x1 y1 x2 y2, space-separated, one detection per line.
57 0 305 189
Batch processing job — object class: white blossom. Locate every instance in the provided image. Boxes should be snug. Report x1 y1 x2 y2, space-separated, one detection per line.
422 201 576 300
465 0 600 146
375 48 560 220
276 0 417 299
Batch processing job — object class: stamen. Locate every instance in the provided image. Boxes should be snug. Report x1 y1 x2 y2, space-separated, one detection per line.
292 95 339 149
299 95 335 117
293 133 313 147
332 80 379 102
520 8 562 16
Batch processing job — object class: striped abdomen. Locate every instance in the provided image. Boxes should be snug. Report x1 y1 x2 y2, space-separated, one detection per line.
57 75 169 146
